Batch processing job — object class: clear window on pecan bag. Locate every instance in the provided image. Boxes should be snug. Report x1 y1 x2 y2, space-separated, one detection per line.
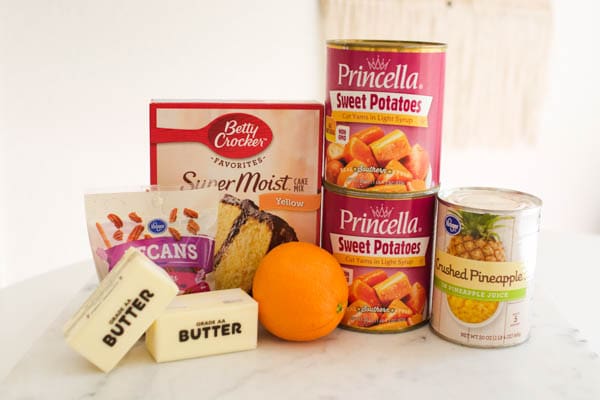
84 186 218 294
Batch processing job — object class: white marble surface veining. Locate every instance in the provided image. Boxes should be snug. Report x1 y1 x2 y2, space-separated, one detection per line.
1 230 600 399
1 279 599 399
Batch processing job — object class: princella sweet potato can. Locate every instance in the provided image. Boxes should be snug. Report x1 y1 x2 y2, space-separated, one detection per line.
321 40 445 333
321 182 437 333
324 40 446 193
150 101 323 293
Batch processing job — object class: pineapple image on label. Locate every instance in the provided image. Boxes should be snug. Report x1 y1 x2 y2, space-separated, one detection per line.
445 210 509 324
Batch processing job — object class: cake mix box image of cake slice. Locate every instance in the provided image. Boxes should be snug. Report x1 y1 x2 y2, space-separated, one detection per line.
84 186 218 294
213 194 297 292
150 102 323 292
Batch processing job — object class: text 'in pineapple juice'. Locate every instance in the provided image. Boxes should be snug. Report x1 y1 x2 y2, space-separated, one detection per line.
431 187 542 347
322 182 437 333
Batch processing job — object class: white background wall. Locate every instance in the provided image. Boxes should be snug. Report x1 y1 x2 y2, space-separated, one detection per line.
442 1 600 235
1 0 599 287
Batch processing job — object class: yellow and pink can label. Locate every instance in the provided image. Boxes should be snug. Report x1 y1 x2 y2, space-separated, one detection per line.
322 183 437 333
324 40 446 193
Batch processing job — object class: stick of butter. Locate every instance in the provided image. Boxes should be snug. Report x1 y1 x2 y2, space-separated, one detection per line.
145 288 258 363
63 247 178 372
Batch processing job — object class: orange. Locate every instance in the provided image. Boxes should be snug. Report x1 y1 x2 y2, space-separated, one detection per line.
252 242 348 341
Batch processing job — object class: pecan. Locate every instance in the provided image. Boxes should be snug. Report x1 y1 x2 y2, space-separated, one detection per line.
169 208 178 223
128 212 142 223
107 213 123 229
187 219 200 235
168 227 182 241
113 229 123 241
127 225 144 242
96 222 111 248
183 208 199 218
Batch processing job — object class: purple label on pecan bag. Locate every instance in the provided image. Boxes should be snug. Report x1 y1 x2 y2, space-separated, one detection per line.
105 236 215 294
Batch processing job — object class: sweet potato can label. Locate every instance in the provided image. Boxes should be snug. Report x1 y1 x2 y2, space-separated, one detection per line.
322 183 437 332
325 40 446 193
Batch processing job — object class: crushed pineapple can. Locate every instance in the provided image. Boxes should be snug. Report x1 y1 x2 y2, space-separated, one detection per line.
431 187 542 347
322 182 437 333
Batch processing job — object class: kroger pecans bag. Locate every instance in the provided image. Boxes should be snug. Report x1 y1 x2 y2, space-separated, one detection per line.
84 187 218 294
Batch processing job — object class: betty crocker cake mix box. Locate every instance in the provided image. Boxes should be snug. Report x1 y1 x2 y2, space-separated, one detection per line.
149 101 323 292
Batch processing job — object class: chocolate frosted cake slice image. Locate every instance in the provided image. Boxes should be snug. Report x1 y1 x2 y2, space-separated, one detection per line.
214 194 297 292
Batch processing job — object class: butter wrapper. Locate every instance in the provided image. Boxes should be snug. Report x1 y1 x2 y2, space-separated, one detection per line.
145 288 258 363
64 248 179 372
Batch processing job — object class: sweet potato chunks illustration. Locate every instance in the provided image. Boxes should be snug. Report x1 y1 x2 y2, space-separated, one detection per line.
342 136 377 167
402 143 430 181
405 282 427 314
376 159 413 185
342 300 379 327
326 142 344 162
336 159 375 189
325 159 344 183
355 270 387 287
353 126 385 144
343 270 427 331
373 271 412 306
326 125 430 192
369 129 412 167
348 279 381 307
379 299 414 324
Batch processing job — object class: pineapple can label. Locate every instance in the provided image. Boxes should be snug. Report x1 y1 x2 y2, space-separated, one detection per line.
321 182 437 333
324 40 446 193
431 187 542 347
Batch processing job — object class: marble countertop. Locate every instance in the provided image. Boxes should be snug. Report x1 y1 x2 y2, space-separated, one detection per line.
1 230 599 399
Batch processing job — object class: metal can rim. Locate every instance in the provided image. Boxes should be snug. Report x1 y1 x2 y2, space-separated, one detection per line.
340 319 429 334
323 180 439 200
327 39 447 53
437 186 542 215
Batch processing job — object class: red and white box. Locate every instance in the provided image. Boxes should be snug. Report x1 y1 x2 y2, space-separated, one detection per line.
149 101 324 244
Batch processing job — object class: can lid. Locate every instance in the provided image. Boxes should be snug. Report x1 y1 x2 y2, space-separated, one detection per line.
438 187 542 213
327 40 446 53
323 180 439 199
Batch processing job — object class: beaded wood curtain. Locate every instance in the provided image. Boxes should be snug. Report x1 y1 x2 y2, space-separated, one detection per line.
320 0 553 146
